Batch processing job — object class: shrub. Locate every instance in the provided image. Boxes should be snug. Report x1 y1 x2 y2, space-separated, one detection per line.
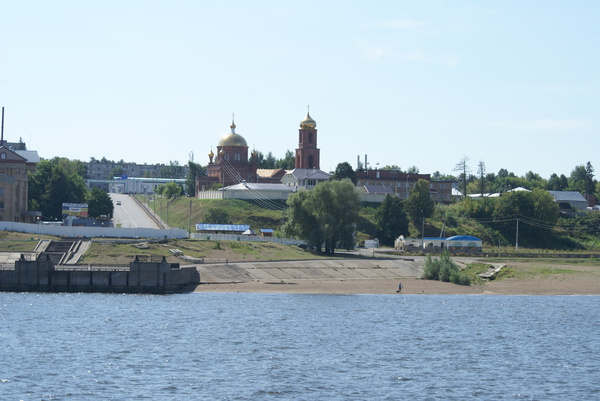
423 254 440 280
422 251 471 286
439 265 451 282
450 270 471 286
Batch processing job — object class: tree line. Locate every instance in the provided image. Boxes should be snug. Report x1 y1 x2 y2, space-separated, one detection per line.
452 157 598 200
29 152 598 251
29 158 113 220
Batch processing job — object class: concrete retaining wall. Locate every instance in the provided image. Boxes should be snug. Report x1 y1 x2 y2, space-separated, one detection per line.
0 221 188 239
189 233 303 245
0 258 200 294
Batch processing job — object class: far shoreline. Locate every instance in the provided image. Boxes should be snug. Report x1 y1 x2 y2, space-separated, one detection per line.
193 256 600 296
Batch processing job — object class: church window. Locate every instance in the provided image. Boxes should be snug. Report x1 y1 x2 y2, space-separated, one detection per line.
308 133 313 144
299 133 302 143
308 155 314 169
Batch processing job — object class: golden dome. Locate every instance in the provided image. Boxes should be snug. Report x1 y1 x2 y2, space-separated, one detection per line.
300 112 316 128
218 121 248 147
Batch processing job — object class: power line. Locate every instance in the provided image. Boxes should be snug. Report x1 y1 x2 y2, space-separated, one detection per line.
217 159 287 211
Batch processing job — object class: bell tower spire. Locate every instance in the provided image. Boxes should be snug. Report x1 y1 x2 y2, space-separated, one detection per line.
295 109 320 169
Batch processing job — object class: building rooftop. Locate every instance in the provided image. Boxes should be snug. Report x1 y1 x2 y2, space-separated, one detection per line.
196 224 250 232
548 191 587 202
222 182 295 191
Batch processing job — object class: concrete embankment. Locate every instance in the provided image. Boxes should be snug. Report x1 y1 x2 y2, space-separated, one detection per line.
0 257 200 294
196 257 424 284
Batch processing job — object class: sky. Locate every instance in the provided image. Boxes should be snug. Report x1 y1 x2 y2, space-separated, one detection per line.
1 0 598 179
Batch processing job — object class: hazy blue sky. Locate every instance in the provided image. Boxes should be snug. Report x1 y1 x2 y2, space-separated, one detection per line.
1 0 598 178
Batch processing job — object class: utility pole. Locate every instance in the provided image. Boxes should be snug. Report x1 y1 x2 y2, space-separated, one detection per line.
515 218 519 251
188 199 192 235
421 211 425 250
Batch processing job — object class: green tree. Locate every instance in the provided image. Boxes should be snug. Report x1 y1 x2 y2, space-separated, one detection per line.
204 208 231 224
569 162 596 196
568 165 587 193
492 188 558 246
375 195 409 246
284 180 361 254
585 162 596 195
157 182 182 199
493 190 533 220
111 166 124 178
405 179 434 222
548 173 568 191
185 161 206 196
87 187 114 218
52 157 87 178
29 159 88 220
330 162 357 185
274 150 295 170
530 188 559 224
255 151 276 168
159 160 185 178
523 171 547 189
406 165 420 174
492 175 529 193
432 171 456 180
477 161 486 195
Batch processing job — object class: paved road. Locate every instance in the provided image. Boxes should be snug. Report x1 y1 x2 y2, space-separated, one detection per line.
110 193 162 229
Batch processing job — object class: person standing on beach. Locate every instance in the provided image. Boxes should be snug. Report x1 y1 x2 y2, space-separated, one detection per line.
397 282 403 293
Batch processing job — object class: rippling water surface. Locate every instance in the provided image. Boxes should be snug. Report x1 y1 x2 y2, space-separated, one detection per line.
1 293 599 400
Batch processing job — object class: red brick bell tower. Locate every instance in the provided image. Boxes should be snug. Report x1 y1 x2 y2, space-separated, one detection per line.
295 111 320 169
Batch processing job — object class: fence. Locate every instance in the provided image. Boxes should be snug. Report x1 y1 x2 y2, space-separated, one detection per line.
0 221 188 239
189 233 303 245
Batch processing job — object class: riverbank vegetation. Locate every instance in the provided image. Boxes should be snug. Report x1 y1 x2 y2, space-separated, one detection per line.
422 252 471 285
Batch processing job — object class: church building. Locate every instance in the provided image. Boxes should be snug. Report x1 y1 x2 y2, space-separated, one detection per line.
196 111 330 197
281 112 330 189
196 120 258 192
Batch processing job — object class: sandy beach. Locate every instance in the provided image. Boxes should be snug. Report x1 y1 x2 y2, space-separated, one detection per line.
193 257 600 296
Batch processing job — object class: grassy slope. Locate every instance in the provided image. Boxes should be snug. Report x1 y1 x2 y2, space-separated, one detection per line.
140 196 285 233
0 231 59 252
80 239 331 265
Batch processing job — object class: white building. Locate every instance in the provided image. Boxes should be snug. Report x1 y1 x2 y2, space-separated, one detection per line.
281 168 330 190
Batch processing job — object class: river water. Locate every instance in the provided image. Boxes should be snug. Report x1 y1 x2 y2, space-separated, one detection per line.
1 292 599 400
